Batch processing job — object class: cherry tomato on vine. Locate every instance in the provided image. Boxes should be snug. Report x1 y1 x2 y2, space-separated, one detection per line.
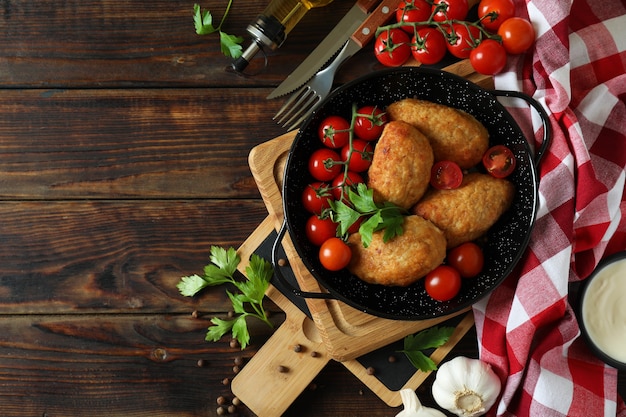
374 28 412 67
396 0 432 33
354 105 387 140
411 27 448 66
447 242 484 278
308 148 342 181
482 145 516 178
302 182 333 215
446 23 481 59
498 17 535 54
477 0 515 32
319 237 352 271
331 171 365 201
432 0 469 22
305 215 338 246
318 115 350 149
430 160 463 190
470 39 507 75
341 139 373 173
425 265 462 301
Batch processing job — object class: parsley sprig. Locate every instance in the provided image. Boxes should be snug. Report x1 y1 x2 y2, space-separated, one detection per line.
177 246 273 349
400 326 455 371
193 2 243 58
329 183 406 248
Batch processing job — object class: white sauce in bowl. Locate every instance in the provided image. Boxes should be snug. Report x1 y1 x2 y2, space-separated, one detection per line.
581 257 626 365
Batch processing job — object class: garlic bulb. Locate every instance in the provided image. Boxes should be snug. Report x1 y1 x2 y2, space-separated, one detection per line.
431 356 501 417
395 389 446 417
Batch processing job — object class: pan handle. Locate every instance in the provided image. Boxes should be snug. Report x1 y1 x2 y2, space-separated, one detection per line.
492 89 552 167
271 219 335 300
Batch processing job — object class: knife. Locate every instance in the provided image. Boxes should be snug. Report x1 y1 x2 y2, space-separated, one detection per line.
267 0 384 100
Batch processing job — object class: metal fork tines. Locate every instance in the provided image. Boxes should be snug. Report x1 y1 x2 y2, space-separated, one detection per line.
273 40 353 131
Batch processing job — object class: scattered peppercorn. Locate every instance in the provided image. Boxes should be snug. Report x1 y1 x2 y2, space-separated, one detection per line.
229 339 239 349
217 406 226 415
232 365 240 374
388 355 397 363
366 366 376 375
217 396 227 405
277 258 288 267
191 310 199 318
277 365 288 373
197 359 207 367
234 356 244 366
232 397 241 406
293 344 302 353
222 378 230 386
227 405 236 414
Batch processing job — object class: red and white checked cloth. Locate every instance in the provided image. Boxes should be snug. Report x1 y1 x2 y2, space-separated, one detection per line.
472 0 626 416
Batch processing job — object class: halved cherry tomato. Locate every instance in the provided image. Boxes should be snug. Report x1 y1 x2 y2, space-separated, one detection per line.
430 160 463 190
469 39 507 75
447 242 484 278
318 115 350 148
446 23 481 59
497 17 535 55
396 0 432 33
482 145 516 178
411 27 448 66
432 0 469 22
374 28 412 67
305 215 338 246
354 105 387 141
319 237 352 271
425 265 462 301
341 139 373 173
332 171 365 201
308 148 342 181
302 182 333 215
478 0 515 32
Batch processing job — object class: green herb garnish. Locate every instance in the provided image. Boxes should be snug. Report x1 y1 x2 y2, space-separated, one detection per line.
329 182 406 248
400 326 456 371
177 246 273 349
193 2 243 58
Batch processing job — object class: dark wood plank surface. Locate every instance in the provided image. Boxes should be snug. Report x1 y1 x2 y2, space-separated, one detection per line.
0 1 623 416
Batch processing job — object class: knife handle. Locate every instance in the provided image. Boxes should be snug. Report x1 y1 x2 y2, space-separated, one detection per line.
356 0 383 13
351 0 402 47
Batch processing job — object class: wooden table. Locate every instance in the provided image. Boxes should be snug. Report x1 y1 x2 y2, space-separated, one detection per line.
0 1 623 416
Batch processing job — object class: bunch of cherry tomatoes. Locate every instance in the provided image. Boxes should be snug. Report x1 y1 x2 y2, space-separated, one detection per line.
374 0 535 75
301 104 518 302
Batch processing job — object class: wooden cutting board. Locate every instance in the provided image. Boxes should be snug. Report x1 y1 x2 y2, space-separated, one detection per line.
231 61 493 416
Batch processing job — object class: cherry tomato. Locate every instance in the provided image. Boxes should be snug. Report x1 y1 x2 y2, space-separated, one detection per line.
477 0 515 32
305 215 338 246
497 17 535 55
411 27 448 65
302 182 333 215
374 28 412 67
446 23 481 59
425 265 462 301
318 115 350 149
331 171 365 201
319 237 352 271
469 39 507 75
308 148 342 181
447 242 484 278
354 105 387 141
396 0 432 33
432 0 469 22
341 139 373 173
482 145 516 178
430 160 463 190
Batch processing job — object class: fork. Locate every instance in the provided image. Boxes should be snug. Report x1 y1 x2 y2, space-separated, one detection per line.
273 40 353 131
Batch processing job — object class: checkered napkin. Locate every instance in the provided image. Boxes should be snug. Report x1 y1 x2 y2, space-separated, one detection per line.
472 0 626 416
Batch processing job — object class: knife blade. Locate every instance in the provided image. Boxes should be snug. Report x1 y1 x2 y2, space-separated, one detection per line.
267 0 382 100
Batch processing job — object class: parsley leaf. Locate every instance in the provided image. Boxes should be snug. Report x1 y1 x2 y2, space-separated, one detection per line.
400 326 456 371
177 246 274 349
329 183 406 248
193 2 243 58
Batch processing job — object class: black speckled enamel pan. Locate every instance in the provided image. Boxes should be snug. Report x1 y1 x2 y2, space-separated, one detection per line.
273 66 551 321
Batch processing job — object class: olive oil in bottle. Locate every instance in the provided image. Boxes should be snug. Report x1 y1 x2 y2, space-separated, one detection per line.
232 0 335 72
